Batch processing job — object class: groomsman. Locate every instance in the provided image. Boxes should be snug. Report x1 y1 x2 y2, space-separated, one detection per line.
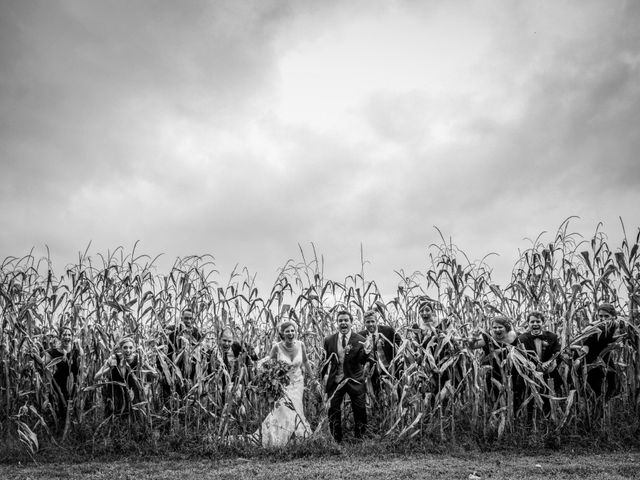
516 311 562 412
358 309 402 396
215 327 258 383
320 310 372 443
575 303 621 399
158 307 204 399
517 311 561 380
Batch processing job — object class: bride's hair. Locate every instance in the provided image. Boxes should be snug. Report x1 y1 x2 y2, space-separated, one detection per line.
278 320 296 340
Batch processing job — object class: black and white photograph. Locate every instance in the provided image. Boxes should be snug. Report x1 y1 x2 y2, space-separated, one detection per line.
1 1 639 478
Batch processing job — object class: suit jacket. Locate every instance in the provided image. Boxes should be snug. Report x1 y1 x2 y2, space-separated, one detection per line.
159 326 204 383
358 325 402 367
211 341 258 384
517 331 560 364
581 321 617 364
320 331 369 395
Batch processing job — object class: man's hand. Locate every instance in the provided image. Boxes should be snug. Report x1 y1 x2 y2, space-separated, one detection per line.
361 335 373 355
110 355 119 367
541 360 556 373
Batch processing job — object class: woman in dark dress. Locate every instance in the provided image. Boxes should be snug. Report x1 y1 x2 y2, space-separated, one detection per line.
406 301 465 401
467 316 518 405
95 337 156 417
42 327 83 427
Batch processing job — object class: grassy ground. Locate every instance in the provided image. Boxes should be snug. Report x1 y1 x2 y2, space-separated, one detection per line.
1 451 639 480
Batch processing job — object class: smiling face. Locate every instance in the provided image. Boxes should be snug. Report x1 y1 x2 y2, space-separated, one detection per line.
282 325 296 342
181 310 194 330
419 305 434 324
492 322 506 339
121 340 135 360
60 328 73 347
528 315 544 334
364 314 378 334
220 330 233 352
337 313 353 335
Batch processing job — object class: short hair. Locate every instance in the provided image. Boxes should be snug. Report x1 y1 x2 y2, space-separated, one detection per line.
526 310 545 322
418 299 433 312
336 310 353 322
597 303 617 317
491 316 512 332
363 309 378 320
219 327 234 340
118 336 134 349
59 326 73 337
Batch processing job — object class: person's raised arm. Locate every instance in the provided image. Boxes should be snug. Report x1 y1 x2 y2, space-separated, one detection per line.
359 334 373 364
94 356 115 380
140 355 158 380
466 330 486 350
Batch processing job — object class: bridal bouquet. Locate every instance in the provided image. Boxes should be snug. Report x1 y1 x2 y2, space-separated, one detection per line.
252 359 292 403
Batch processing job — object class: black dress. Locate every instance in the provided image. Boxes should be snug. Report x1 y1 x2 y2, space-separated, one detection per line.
46 347 81 422
413 327 462 396
102 355 145 417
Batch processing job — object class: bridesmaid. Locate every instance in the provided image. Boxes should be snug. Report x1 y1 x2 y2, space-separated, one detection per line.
467 316 518 404
95 336 156 417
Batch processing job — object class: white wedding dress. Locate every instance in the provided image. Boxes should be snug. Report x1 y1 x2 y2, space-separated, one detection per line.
259 341 311 447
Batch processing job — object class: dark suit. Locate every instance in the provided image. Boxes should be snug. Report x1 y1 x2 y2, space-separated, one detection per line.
210 341 258 406
46 347 82 421
358 325 402 395
580 321 618 398
517 331 561 364
158 326 204 400
320 331 369 442
516 330 562 413
215 341 258 386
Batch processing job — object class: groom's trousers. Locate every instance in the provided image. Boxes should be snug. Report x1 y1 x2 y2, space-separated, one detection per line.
328 380 367 443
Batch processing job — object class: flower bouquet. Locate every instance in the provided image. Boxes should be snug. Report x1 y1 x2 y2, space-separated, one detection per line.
252 358 292 404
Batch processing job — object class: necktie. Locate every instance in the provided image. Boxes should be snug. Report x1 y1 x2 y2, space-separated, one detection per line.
341 334 347 349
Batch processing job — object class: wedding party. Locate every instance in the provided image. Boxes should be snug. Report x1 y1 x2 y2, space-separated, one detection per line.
2 0 640 478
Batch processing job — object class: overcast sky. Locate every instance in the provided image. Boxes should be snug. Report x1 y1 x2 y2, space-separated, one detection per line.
1 0 639 296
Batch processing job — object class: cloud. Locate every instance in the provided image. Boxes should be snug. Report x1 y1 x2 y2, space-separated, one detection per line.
1 0 639 297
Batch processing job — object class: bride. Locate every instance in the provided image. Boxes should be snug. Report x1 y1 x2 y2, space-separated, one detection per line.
258 320 312 447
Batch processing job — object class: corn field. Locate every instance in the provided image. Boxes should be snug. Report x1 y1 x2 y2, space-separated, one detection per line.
1 221 639 457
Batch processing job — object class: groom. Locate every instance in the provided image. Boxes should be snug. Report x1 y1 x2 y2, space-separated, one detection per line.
320 310 372 443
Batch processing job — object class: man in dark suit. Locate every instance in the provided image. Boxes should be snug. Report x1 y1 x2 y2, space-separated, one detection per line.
517 311 561 374
215 327 258 384
320 310 372 443
211 327 258 406
158 307 204 400
358 309 402 396
575 303 621 399
516 310 562 412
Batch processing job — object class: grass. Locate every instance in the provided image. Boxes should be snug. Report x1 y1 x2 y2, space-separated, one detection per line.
1 450 640 479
